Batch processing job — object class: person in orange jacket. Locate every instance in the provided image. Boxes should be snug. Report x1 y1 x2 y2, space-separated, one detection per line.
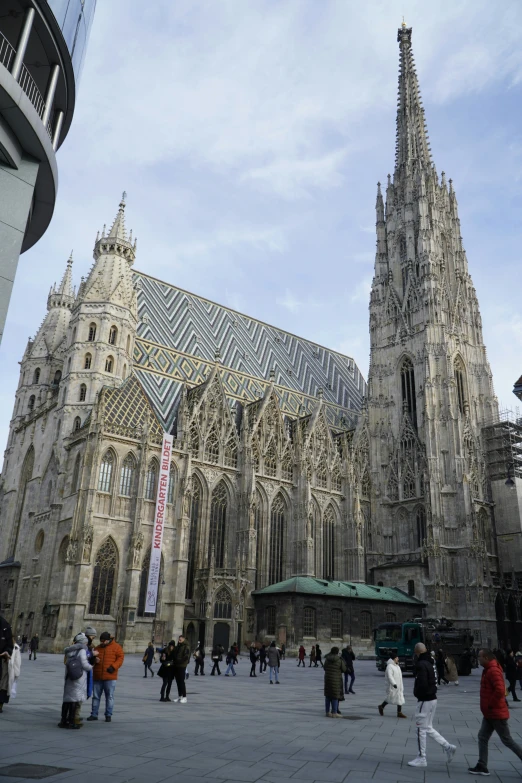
86 632 124 723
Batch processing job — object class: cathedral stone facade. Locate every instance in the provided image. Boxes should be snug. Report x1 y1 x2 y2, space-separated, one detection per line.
0 26 517 653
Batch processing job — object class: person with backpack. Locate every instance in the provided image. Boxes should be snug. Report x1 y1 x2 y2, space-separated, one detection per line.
58 633 95 729
193 642 205 675
142 641 155 678
87 632 124 723
468 648 522 775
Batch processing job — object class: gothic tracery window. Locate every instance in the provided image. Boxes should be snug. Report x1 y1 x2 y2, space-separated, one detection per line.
214 587 232 619
108 326 118 345
403 469 416 499
205 427 219 464
361 469 371 498
209 481 227 568
79 384 87 402
89 538 117 615
119 453 136 496
269 494 286 584
455 358 467 414
224 436 238 468
190 423 199 458
323 505 336 580
400 358 417 428
88 322 97 342
281 450 293 482
186 476 201 598
264 440 277 477
332 463 342 492
145 461 158 500
316 457 327 489
416 507 426 548
84 353 92 370
98 451 114 493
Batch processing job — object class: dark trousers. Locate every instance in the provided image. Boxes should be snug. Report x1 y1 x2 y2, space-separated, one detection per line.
297 659 305 667
507 679 520 700
195 659 204 675
61 702 77 725
160 676 174 699
380 700 402 715
29 650 37 660
174 668 187 698
211 660 221 675
144 663 153 677
259 659 266 673
250 662 256 676
478 717 522 766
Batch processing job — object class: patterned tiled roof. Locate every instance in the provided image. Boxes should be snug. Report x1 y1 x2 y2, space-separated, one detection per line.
253 576 425 605
102 375 164 440
133 272 366 432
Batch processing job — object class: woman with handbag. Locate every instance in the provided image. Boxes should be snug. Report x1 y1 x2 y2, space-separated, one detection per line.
142 641 155 678
158 641 176 702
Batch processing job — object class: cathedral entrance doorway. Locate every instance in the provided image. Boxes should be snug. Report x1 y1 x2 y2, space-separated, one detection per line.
186 622 196 651
198 621 206 647
213 622 230 650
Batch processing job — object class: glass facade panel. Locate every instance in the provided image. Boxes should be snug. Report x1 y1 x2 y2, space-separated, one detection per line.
47 0 97 83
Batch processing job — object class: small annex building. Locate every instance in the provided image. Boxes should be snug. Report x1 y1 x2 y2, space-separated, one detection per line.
253 577 426 655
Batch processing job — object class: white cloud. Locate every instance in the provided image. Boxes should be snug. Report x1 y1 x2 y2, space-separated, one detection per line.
350 276 373 303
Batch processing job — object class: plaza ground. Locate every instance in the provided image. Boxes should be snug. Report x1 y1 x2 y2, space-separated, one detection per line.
0 654 521 783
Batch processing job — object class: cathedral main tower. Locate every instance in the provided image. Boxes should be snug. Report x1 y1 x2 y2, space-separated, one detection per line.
366 25 499 641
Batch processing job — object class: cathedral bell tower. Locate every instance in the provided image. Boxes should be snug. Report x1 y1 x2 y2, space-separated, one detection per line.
367 24 499 637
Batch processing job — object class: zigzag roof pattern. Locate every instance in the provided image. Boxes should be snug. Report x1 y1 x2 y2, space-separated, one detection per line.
133 271 366 433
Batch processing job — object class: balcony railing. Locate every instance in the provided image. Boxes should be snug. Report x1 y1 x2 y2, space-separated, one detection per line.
0 30 51 137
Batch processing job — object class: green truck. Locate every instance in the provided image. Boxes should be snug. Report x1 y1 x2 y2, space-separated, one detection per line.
374 617 476 675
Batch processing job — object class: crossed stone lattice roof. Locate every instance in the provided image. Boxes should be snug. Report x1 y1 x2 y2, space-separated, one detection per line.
102 375 163 440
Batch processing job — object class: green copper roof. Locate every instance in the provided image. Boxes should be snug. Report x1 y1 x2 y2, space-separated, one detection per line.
253 577 425 605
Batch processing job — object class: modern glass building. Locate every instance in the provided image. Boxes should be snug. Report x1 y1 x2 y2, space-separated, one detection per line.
0 0 96 343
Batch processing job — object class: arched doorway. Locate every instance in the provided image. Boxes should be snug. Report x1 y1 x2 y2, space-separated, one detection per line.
185 622 196 651
212 622 230 650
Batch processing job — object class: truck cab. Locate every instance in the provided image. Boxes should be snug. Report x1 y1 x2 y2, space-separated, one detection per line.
374 622 422 672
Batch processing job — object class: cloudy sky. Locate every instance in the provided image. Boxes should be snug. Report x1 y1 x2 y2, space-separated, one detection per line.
1 0 522 451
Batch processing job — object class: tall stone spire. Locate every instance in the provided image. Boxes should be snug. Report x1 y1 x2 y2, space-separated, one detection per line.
30 253 75 357
395 23 432 175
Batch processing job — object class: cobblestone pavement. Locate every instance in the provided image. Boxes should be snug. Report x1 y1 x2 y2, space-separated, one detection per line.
0 653 521 783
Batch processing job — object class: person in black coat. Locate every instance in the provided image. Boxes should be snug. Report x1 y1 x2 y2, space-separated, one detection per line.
210 644 223 675
29 634 39 660
505 650 521 702
249 645 258 677
341 645 355 694
158 641 176 701
436 649 448 685
193 642 205 675
143 642 155 678
315 644 323 668
0 616 14 713
259 644 267 674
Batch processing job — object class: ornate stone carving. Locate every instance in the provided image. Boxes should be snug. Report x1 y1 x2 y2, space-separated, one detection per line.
82 524 94 562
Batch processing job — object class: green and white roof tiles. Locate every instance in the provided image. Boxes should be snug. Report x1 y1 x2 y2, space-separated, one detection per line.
253 576 425 606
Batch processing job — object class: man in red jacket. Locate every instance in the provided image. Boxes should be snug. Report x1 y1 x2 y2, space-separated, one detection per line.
469 649 522 776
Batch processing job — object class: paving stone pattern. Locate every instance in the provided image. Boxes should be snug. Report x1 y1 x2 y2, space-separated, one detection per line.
0 655 521 783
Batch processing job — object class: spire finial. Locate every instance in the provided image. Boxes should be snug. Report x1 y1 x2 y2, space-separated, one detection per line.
402 16 406 27
67 250 73 267
121 190 127 205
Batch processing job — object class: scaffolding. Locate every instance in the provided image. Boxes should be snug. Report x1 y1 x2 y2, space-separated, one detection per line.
483 407 522 482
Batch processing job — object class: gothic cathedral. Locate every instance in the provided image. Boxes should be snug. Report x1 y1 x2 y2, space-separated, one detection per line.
0 26 508 651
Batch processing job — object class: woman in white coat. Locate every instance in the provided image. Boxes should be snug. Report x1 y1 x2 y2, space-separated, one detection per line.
58 632 94 729
378 656 407 718
8 642 21 700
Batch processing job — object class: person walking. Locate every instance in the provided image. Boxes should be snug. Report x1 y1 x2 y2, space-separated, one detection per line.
468 648 522 775
324 646 345 718
378 656 407 718
158 641 176 702
259 644 267 674
315 644 323 668
267 641 280 684
408 643 456 768
58 633 94 729
445 654 459 686
0 615 14 714
225 645 237 677
29 633 39 660
505 650 521 702
281 643 286 660
297 645 306 667
210 643 223 675
87 632 124 723
142 641 155 678
341 645 356 693
309 645 316 668
193 642 205 675
232 642 239 665
436 650 448 685
172 634 191 703
21 635 27 654
249 645 258 677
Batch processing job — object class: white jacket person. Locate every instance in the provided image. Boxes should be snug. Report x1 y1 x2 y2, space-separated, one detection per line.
384 657 405 705
8 642 21 697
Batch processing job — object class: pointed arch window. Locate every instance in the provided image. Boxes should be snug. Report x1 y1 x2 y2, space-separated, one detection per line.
89 539 117 615
84 353 92 370
33 368 40 384
98 451 113 492
105 356 114 373
88 323 97 342
28 395 35 412
266 606 277 635
400 358 417 428
186 476 201 598
214 587 232 619
224 435 238 468
108 326 118 345
209 481 227 568
416 507 426 548
119 454 136 496
281 450 293 482
331 608 342 638
361 469 371 498
190 422 199 458
138 548 163 616
205 427 219 464
73 416 81 432
332 463 342 492
72 454 81 493
455 358 467 414
323 506 336 580
145 461 158 500
254 490 263 589
269 494 286 584
167 464 176 504
252 438 260 472
79 384 87 401
316 457 327 489
403 470 416 500
264 440 277 477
